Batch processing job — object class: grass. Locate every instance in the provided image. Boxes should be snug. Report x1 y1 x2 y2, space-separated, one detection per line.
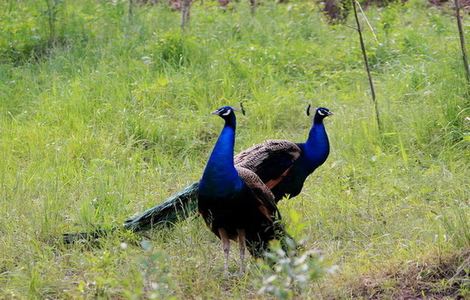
0 0 469 298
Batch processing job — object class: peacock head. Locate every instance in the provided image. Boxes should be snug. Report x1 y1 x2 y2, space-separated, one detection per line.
315 107 333 118
306 105 333 122
211 105 245 122
212 106 236 119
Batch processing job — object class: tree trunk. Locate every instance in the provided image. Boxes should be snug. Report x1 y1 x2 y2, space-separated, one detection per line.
250 0 256 15
181 0 191 30
129 0 134 22
44 0 57 45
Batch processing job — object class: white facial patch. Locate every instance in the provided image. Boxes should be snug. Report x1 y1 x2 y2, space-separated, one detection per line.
222 110 231 116
318 110 326 116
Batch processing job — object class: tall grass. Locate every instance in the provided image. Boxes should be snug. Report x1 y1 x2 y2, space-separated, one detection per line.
0 0 468 298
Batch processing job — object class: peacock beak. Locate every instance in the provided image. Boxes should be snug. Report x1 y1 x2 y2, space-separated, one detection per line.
211 110 219 115
327 111 333 116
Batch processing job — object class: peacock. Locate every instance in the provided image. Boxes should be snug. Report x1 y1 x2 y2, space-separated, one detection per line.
63 106 332 243
234 106 333 202
198 106 287 273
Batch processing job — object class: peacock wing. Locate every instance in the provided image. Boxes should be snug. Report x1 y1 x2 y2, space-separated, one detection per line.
235 166 279 221
236 166 296 258
234 140 301 189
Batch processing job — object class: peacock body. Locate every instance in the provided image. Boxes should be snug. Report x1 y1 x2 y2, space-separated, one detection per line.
198 106 287 272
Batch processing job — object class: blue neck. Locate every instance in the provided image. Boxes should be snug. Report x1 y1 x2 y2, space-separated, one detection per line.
302 119 330 171
200 117 243 197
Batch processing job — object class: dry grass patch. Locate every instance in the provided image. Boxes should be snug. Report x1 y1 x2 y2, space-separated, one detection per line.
323 249 469 299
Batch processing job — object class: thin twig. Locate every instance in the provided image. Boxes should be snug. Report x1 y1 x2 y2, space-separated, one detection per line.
455 0 470 84
355 0 379 44
352 0 382 133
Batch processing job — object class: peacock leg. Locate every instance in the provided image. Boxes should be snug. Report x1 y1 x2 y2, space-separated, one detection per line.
237 229 246 274
218 228 230 274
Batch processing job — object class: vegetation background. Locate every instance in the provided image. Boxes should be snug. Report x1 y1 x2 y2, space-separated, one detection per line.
0 0 468 298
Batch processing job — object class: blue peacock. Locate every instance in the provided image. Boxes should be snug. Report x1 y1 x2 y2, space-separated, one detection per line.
198 106 287 273
234 105 333 202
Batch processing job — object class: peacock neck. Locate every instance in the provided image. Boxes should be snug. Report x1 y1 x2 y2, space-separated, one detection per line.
208 120 236 170
302 119 330 170
200 117 242 197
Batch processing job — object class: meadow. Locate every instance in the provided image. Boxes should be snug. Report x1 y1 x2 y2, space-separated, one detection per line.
0 0 469 298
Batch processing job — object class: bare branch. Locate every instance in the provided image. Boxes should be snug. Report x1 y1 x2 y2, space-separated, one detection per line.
455 0 470 84
356 0 379 44
352 0 382 133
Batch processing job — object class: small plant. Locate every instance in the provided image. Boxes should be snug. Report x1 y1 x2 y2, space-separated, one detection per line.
257 239 325 299
138 240 176 299
154 31 196 67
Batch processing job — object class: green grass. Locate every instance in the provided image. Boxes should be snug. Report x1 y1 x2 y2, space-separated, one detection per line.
0 0 469 298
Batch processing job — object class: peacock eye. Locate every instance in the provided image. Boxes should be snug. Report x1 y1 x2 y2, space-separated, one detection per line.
222 110 231 116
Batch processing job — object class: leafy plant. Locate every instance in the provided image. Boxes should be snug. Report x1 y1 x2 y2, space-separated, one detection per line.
257 239 325 299
154 31 196 68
